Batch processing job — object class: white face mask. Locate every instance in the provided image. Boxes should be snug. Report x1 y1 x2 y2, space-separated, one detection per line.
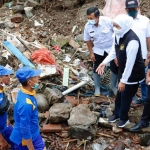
88 19 97 25
113 27 123 36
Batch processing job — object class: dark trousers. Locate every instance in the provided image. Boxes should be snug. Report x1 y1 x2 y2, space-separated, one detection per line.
93 52 108 72
141 86 150 123
114 83 139 121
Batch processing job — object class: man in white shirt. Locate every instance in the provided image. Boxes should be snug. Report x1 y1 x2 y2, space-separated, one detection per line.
84 7 114 96
125 0 150 105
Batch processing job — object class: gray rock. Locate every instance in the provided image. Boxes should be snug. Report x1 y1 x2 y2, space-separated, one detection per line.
76 34 84 42
50 35 71 48
68 104 98 139
41 31 48 38
69 125 96 140
140 133 150 146
49 103 72 123
5 21 15 29
12 5 24 13
44 88 64 105
68 104 98 126
36 93 49 112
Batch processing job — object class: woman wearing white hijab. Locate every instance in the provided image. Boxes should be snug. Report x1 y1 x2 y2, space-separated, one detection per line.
96 14 145 128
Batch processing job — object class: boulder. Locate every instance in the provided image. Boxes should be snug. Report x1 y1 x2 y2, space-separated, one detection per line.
12 5 24 13
114 140 125 150
68 104 98 139
36 93 49 112
49 103 72 123
69 125 96 140
44 88 64 105
68 104 98 126
139 133 150 146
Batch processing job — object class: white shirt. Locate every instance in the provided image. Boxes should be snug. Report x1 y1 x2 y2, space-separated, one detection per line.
132 14 150 59
84 16 114 56
103 40 144 84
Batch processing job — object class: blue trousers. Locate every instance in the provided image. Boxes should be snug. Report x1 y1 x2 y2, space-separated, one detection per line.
14 134 45 150
140 67 148 101
2 125 15 149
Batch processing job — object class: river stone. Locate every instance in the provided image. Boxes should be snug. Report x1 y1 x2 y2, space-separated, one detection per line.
49 103 72 123
44 88 64 105
36 93 49 112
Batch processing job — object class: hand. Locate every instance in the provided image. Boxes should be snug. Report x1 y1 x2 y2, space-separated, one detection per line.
114 58 118 66
118 82 125 92
148 53 150 61
146 77 150 85
96 63 106 75
0 139 10 150
90 53 96 62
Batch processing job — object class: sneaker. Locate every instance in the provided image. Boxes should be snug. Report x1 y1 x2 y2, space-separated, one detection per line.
132 99 144 106
116 120 130 128
108 115 119 123
130 121 149 132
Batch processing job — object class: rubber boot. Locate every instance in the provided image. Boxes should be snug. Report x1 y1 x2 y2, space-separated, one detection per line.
109 71 118 95
93 73 101 96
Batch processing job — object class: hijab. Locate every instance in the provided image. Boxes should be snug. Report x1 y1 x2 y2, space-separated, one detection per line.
113 14 133 44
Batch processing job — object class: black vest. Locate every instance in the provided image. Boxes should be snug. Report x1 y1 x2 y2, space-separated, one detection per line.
115 29 145 82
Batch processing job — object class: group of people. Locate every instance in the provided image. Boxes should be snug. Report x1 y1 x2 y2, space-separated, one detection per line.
84 0 150 129
1 0 150 149
0 66 44 149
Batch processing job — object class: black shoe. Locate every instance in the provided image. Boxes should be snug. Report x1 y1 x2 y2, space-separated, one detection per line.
116 120 130 128
108 115 119 123
130 121 149 132
132 99 144 106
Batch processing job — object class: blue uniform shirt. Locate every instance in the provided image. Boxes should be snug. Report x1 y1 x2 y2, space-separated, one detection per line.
10 88 40 145
0 89 7 133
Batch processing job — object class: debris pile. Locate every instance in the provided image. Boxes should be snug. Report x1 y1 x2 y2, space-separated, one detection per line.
0 0 150 149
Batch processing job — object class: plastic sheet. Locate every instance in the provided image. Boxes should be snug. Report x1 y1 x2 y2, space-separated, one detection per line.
102 0 140 19
31 48 56 65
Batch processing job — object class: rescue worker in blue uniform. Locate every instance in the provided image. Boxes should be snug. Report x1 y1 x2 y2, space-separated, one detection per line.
0 65 14 150
10 67 45 150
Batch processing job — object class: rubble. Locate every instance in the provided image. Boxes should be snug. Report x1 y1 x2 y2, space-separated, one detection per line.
11 5 24 13
11 13 24 23
49 103 72 123
114 140 125 150
139 133 150 146
0 0 150 149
